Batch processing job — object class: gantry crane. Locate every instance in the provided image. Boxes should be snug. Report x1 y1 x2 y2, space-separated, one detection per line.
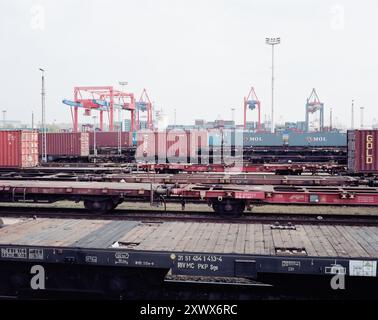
62 86 136 132
305 88 324 132
98 89 136 131
243 87 261 131
136 88 153 130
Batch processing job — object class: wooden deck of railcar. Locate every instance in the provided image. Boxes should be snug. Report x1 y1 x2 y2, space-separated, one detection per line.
0 218 377 280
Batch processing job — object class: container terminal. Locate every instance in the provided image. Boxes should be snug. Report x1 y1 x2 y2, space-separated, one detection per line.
1 0 378 303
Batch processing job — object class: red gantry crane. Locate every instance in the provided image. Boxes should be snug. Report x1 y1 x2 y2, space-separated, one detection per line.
63 86 136 132
305 88 324 132
136 88 153 130
243 87 262 131
100 89 136 131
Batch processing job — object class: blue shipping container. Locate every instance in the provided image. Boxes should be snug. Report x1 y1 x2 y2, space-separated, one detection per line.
288 133 347 147
243 132 284 147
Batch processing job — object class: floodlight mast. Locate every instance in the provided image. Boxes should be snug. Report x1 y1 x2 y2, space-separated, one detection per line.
118 81 128 155
39 68 47 163
265 37 280 133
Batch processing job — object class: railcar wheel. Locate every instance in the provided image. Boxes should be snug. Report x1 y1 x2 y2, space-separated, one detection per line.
212 200 245 218
84 199 116 214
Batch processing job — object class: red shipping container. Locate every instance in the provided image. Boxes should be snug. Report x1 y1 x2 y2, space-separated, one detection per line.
38 132 89 157
0 130 39 168
135 129 210 163
155 131 167 160
188 129 209 159
135 131 157 162
89 132 131 148
166 130 189 159
135 130 188 162
166 129 209 161
348 130 378 174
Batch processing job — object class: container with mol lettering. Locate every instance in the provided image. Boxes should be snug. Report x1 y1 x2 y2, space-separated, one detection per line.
243 132 283 147
347 130 378 174
288 132 346 147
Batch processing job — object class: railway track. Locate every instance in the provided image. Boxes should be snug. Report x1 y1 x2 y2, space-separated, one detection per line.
1 206 377 226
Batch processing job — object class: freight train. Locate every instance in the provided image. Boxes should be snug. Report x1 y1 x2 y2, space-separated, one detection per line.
134 130 348 164
33 130 347 164
38 130 347 151
0 129 376 175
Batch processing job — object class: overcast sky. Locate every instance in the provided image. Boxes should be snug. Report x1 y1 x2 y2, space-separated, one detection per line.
1 0 377 128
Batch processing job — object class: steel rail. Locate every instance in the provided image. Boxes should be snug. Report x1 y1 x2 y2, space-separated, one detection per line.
0 206 377 226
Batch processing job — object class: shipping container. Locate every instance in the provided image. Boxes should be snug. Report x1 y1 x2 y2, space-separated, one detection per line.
288 132 347 147
136 130 190 162
243 132 284 147
208 129 243 147
208 130 222 147
39 132 89 157
166 130 188 159
89 132 131 148
188 129 208 159
0 130 38 168
348 130 378 174
135 130 157 162
135 129 209 163
166 129 209 162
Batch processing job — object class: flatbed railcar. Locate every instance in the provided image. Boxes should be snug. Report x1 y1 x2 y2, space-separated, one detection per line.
1 180 378 217
0 170 369 186
0 161 349 175
35 149 348 165
170 184 378 216
136 162 347 175
0 166 133 175
46 145 347 164
0 217 377 298
40 153 136 164
78 173 378 187
0 180 167 213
